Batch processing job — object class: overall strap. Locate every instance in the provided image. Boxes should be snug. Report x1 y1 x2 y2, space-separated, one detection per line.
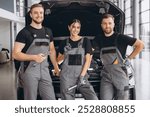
66 38 72 48
114 33 124 62
44 27 51 39
66 38 69 45
114 33 120 48
20 26 37 72
14 26 34 71
78 37 84 48
27 26 49 39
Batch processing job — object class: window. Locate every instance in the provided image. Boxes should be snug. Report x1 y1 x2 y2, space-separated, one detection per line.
140 0 149 12
124 0 132 25
16 0 26 17
141 11 150 23
139 0 150 59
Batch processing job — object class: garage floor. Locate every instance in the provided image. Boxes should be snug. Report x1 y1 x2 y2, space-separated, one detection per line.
0 59 150 100
0 62 17 100
134 58 150 100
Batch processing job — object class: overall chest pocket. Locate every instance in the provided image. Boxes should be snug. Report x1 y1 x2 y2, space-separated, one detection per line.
68 54 82 65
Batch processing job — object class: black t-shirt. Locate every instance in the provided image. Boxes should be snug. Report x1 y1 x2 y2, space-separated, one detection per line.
91 33 136 58
15 25 53 52
59 37 92 55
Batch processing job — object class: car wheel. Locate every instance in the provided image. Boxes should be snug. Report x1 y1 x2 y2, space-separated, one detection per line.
129 87 136 100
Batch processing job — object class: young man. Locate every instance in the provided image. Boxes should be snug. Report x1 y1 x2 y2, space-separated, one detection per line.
13 3 60 100
92 14 144 100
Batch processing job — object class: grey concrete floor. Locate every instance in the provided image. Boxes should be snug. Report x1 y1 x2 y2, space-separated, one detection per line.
0 62 17 100
134 58 150 100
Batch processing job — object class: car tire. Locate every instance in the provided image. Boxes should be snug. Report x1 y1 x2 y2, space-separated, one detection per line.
129 87 136 100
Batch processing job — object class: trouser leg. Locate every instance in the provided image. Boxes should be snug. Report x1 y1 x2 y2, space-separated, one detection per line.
22 74 38 100
60 77 76 100
112 66 129 100
38 79 56 100
39 68 56 100
61 87 76 100
100 78 114 100
38 77 56 100
116 89 129 100
78 81 98 100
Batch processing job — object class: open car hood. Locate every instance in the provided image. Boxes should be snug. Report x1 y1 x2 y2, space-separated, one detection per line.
26 0 125 37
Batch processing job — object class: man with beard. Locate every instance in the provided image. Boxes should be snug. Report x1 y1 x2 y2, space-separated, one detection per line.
13 3 60 100
92 14 144 100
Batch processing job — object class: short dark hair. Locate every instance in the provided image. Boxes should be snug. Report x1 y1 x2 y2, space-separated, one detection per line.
68 19 81 26
30 3 44 13
101 13 115 21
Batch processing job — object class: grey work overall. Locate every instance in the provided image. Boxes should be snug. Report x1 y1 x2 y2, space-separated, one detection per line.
20 32 55 100
60 38 98 100
100 46 129 100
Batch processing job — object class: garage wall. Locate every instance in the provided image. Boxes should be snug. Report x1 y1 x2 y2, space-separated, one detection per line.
0 0 14 13
12 22 25 49
0 20 10 51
